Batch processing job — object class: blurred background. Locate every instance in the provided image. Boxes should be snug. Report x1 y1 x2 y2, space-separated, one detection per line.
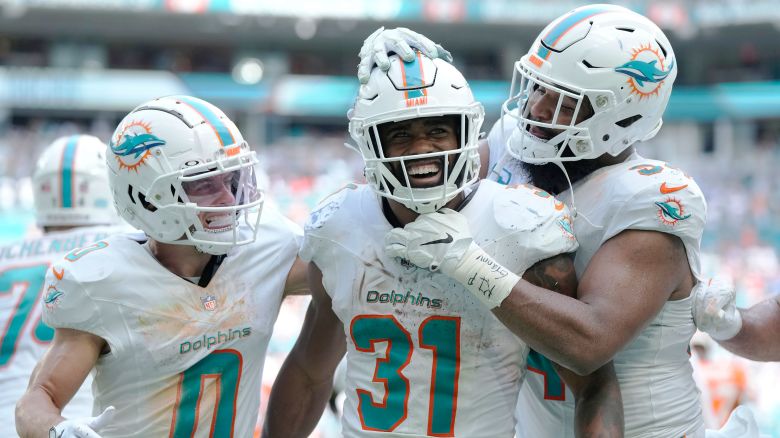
0 0 778 436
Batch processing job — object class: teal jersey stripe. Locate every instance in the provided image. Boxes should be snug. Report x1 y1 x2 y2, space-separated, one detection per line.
537 5 610 59
177 96 235 147
402 55 426 99
61 135 79 208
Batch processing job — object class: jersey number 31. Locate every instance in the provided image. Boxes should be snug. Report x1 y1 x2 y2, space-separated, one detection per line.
351 315 460 436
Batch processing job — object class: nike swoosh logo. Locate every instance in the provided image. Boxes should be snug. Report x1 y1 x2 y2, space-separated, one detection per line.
52 267 64 280
660 182 688 194
421 233 453 246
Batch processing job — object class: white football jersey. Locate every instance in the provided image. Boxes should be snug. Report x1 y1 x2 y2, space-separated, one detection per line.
486 115 577 438
487 118 707 437
300 181 577 438
515 350 575 438
0 225 124 431
560 156 706 437
42 206 301 438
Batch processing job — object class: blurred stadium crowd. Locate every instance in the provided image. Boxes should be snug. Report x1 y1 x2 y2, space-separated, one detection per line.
1 0 779 436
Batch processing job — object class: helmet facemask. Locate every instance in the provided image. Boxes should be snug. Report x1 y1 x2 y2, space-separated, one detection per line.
145 147 264 255
504 63 600 165
353 111 482 214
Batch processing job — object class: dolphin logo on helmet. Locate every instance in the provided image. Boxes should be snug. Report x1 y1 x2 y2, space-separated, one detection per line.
614 59 675 86
111 133 166 159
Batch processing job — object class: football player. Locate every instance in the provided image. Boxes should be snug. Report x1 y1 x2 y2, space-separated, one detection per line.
356 4 759 437
15 96 307 437
262 53 623 437
1 135 125 432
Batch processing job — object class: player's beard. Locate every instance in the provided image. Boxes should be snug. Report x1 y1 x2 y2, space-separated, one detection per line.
520 159 605 195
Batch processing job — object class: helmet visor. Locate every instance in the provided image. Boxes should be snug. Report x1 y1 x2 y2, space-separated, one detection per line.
181 166 260 208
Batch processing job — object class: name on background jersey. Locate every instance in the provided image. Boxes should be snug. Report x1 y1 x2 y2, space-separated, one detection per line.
0 233 111 262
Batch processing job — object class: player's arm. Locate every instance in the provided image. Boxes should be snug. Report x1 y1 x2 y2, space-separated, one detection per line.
718 296 780 361
262 261 346 438
386 210 691 375
501 229 691 375
556 363 624 437
283 256 310 297
493 252 577 332
16 328 105 437
498 254 625 436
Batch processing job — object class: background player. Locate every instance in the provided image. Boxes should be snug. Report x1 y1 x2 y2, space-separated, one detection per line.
1 135 125 432
263 53 623 438
15 96 308 438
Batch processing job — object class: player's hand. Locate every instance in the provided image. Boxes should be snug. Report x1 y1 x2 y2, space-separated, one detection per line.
385 208 474 274
385 209 519 308
705 405 763 437
357 27 453 84
692 277 743 341
49 406 115 438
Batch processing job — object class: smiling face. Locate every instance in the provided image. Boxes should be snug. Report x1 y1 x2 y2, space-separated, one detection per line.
376 115 461 189
181 170 241 232
516 83 609 194
525 83 595 141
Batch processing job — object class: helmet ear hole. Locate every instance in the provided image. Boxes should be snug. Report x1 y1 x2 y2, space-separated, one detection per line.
127 186 137 204
615 114 643 128
137 192 157 213
656 39 668 57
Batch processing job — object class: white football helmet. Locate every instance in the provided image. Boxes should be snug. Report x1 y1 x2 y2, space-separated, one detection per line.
33 134 118 227
348 53 484 214
108 95 263 255
503 4 677 164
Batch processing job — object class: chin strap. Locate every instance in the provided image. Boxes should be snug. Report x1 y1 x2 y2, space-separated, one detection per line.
553 160 578 218
552 160 603 231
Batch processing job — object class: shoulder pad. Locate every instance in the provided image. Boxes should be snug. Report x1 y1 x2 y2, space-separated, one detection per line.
305 183 360 232
603 161 706 241
493 183 569 231
41 260 102 332
487 182 578 273
301 183 363 263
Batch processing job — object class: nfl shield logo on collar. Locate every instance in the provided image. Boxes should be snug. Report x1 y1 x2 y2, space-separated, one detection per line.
201 295 217 311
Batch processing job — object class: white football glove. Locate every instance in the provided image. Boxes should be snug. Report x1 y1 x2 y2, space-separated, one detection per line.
49 406 115 438
705 405 766 438
692 277 743 341
357 27 453 84
385 208 519 308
